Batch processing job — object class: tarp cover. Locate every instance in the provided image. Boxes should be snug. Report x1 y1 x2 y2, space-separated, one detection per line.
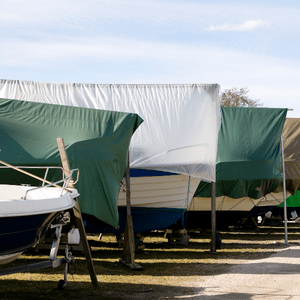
278 190 300 208
0 98 143 227
273 118 300 207
276 118 300 194
0 80 221 181
195 107 287 199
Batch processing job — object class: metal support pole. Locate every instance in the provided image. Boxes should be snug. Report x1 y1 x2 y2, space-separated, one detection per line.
211 181 217 253
281 136 288 244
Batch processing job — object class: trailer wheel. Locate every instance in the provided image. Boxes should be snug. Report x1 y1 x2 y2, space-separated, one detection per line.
57 279 66 290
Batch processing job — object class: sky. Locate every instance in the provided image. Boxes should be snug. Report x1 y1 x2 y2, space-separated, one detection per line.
1 0 299 117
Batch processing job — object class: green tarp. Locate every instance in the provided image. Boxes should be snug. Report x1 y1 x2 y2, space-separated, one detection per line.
278 190 300 208
195 107 287 199
0 98 143 227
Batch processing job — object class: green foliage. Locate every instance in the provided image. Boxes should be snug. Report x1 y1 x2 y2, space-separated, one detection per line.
221 87 262 107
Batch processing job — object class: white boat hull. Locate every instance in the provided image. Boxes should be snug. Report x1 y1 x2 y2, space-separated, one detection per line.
188 191 291 212
85 170 201 233
119 173 200 209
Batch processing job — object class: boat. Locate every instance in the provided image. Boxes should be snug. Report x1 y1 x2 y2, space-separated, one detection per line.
0 165 79 265
85 169 200 233
250 117 300 221
186 192 291 229
178 106 288 230
118 169 200 232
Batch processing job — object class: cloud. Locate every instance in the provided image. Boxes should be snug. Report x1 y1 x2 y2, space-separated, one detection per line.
0 1 279 38
207 20 271 32
1 35 299 80
1 33 299 116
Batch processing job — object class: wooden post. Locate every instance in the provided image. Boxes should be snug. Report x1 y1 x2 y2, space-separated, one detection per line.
211 181 217 253
56 138 99 287
120 153 142 270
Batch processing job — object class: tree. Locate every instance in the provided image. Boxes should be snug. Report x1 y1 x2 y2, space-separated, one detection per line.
221 87 262 107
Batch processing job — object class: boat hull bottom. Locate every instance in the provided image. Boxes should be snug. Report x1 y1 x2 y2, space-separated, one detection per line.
0 252 23 265
170 206 294 231
0 212 59 261
84 206 185 234
170 211 250 230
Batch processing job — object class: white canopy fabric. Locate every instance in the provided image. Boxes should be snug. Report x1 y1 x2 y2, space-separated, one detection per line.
0 80 221 181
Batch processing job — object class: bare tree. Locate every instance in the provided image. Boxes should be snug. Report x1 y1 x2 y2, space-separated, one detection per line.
221 87 262 107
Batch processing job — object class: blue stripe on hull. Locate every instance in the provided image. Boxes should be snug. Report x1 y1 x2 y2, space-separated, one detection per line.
84 207 185 233
0 212 57 256
129 169 176 177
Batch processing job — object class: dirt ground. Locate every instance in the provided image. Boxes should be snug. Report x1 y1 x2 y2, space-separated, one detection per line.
92 221 300 300
196 245 300 299
83 219 300 300
1 220 300 299
117 246 300 300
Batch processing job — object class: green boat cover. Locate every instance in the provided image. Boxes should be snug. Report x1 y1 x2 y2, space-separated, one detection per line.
0 98 143 227
278 190 300 208
195 107 287 199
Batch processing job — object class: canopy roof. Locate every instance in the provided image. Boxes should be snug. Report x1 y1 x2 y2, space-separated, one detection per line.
0 80 221 181
0 98 142 227
195 106 287 199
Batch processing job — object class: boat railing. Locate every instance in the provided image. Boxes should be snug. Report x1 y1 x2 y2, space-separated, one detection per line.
0 164 79 200
23 168 80 200
0 166 66 186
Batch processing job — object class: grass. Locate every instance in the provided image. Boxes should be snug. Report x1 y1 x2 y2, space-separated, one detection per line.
0 222 298 299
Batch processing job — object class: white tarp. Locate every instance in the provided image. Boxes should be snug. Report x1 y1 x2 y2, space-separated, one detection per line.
0 79 221 181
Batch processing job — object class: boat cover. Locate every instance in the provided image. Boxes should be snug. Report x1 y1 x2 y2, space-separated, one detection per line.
275 118 300 207
0 80 221 181
195 106 287 199
0 98 142 227
279 118 300 194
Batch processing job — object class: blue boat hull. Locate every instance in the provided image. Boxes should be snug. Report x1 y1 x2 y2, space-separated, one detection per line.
0 212 58 256
84 206 185 233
